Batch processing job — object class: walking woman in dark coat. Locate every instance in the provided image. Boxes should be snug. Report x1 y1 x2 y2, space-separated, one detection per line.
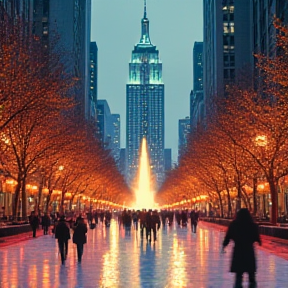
72 217 87 263
222 208 261 288
55 215 71 265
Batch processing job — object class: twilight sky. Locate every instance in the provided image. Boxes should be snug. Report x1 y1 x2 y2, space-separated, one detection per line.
91 0 203 163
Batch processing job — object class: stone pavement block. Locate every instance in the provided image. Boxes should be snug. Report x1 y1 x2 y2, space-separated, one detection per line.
0 220 288 287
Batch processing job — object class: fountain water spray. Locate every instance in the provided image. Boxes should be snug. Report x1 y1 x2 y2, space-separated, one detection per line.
134 137 155 209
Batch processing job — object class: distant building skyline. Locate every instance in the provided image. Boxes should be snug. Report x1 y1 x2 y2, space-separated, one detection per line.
92 0 203 163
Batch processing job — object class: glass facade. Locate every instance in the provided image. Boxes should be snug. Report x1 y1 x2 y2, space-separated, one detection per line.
126 6 165 189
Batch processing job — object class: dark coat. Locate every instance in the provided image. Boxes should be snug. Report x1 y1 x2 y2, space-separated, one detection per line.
42 215 51 227
29 215 39 228
73 222 87 245
223 219 261 273
55 221 70 242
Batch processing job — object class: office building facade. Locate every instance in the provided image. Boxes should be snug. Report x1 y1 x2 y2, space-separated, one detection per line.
203 0 253 118
190 42 204 129
178 117 191 162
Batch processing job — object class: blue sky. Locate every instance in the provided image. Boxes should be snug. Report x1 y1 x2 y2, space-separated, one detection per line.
91 0 203 163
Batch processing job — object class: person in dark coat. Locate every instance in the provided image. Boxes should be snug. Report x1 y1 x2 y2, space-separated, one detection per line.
42 212 51 235
72 217 87 263
222 208 262 288
190 209 199 233
29 211 39 238
55 215 71 265
150 210 161 241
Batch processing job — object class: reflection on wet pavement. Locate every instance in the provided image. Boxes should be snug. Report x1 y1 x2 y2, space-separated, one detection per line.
0 219 288 287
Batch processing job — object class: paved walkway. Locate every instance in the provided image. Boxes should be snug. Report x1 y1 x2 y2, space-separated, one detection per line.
0 219 288 288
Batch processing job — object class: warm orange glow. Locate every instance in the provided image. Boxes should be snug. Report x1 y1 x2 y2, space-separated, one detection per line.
255 135 267 147
133 137 155 209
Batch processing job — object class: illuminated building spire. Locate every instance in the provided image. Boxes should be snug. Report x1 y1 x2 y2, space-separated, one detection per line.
139 0 152 46
144 0 147 18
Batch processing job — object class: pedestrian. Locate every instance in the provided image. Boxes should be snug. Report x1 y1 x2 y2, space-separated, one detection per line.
150 210 161 241
55 215 71 265
29 211 39 238
190 209 199 233
222 208 262 288
72 216 87 263
42 212 51 235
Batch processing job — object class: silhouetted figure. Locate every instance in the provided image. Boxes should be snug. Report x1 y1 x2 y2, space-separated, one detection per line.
150 210 161 241
181 210 188 227
222 208 261 288
29 211 39 238
145 210 153 241
42 212 51 235
72 217 87 263
55 215 71 265
190 209 199 233
139 209 147 238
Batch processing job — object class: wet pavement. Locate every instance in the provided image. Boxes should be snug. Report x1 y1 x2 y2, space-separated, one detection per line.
0 219 288 287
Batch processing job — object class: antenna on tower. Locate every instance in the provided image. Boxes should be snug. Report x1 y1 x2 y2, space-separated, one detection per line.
144 0 147 18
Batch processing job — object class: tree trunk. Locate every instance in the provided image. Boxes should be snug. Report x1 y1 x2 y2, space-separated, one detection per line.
46 188 53 212
253 177 258 216
225 181 232 218
236 183 242 211
37 178 44 214
21 177 27 219
12 175 21 218
217 192 224 218
268 176 278 225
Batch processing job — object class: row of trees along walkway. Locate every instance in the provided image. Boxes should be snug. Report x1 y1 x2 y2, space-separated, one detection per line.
157 20 288 225
0 9 131 219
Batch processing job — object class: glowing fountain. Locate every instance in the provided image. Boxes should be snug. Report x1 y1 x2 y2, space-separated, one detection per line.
134 137 155 209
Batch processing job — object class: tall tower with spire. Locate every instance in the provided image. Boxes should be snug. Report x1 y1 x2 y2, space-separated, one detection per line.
126 1 165 190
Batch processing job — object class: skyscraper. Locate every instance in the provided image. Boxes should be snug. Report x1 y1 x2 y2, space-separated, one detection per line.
97 100 120 165
33 0 91 120
178 117 191 162
203 0 253 118
90 41 98 123
190 42 204 129
126 1 165 189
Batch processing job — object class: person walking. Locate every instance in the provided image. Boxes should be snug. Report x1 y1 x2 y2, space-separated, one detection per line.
42 212 51 235
72 216 87 263
222 208 262 288
55 215 71 265
150 210 161 241
190 209 199 233
29 211 39 238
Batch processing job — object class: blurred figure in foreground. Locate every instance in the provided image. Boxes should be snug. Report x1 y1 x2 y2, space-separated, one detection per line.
222 208 261 288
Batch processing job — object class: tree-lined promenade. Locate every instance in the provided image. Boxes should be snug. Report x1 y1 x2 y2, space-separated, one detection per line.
157 21 288 225
0 10 132 219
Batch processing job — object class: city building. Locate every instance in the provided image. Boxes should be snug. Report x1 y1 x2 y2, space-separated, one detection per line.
90 41 98 124
119 148 126 177
190 42 204 129
33 0 92 120
178 117 191 162
252 0 288 58
203 0 253 118
126 2 165 189
164 149 172 172
97 100 120 164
